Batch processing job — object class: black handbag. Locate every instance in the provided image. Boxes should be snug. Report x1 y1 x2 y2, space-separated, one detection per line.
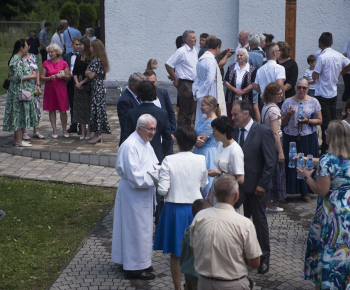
2 79 10 90
83 82 91 93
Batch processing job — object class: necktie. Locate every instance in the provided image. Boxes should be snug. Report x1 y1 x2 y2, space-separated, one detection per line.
239 128 245 147
72 52 78 56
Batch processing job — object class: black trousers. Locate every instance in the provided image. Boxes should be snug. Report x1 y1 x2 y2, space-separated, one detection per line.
67 79 77 128
40 49 47 63
342 73 350 102
315 96 337 154
243 192 270 260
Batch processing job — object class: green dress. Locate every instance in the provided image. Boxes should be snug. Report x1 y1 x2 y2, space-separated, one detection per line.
3 55 38 131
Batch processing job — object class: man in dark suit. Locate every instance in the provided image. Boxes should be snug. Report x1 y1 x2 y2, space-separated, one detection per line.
122 80 171 163
232 100 276 275
117 72 146 145
63 37 80 133
144 70 176 155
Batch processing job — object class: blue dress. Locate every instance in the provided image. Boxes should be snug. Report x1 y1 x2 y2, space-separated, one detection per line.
193 117 218 198
304 154 350 289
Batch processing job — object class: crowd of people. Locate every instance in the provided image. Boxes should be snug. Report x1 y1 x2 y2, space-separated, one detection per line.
3 24 350 289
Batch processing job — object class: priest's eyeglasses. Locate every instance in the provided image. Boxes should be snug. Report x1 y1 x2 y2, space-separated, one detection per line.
141 126 157 132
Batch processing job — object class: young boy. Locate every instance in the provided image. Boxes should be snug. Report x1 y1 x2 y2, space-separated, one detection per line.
303 54 317 96
27 28 40 65
180 199 211 290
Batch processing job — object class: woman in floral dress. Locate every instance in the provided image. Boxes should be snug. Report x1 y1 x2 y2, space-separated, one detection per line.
298 120 350 289
85 39 111 143
3 39 38 147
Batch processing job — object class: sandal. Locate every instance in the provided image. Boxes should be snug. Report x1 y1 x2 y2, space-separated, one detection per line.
33 132 45 139
301 195 311 202
22 133 31 140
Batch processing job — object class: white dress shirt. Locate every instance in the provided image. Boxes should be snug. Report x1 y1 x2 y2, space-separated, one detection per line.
255 60 285 96
238 118 254 142
166 44 198 81
314 48 350 98
234 62 250 90
157 152 208 203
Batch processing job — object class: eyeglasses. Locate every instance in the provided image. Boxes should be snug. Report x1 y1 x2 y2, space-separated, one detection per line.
275 91 283 96
141 126 156 132
297 86 308 90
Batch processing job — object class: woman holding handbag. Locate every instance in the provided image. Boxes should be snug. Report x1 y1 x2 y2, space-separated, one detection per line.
3 39 38 147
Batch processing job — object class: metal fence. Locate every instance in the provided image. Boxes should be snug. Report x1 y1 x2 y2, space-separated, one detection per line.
0 21 59 51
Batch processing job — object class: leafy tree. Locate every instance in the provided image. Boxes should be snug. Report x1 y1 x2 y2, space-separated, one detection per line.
94 4 100 22
78 3 97 33
0 0 35 20
59 1 80 26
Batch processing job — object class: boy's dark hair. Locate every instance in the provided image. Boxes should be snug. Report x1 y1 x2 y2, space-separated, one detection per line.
319 32 333 47
192 199 211 217
30 28 36 33
200 33 209 39
176 35 184 49
207 38 222 50
137 80 157 102
307 54 316 64
44 22 52 27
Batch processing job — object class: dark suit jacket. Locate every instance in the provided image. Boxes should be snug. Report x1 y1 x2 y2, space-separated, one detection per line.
157 88 176 134
62 52 76 99
117 88 140 145
233 121 276 193
123 103 171 163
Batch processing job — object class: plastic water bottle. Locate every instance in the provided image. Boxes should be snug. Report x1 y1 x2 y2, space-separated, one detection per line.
306 154 314 171
288 142 297 168
297 102 304 121
297 153 305 179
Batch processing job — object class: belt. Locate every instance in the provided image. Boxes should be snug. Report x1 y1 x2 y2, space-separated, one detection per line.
201 275 246 282
178 78 194 83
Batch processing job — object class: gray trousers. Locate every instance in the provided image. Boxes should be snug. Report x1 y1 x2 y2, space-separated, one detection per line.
198 275 250 290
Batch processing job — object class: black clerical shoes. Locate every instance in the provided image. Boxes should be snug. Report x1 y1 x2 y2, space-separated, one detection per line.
125 270 155 280
258 259 269 274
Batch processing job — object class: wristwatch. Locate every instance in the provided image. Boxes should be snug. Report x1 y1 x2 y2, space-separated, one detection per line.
303 175 310 181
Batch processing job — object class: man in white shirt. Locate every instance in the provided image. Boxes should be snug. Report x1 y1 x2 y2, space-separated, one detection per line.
235 29 250 60
312 32 350 154
342 36 350 115
193 38 223 125
254 42 285 98
165 30 198 127
191 175 261 289
112 114 159 280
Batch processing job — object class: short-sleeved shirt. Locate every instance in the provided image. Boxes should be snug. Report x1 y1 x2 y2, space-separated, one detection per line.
255 60 285 96
63 27 82 54
304 68 316 90
214 141 244 175
261 103 282 137
281 97 321 136
343 37 350 75
27 37 40 55
39 28 49 50
314 48 350 98
166 44 198 81
190 203 262 280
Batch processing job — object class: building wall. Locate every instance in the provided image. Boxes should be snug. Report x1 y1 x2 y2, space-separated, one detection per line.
105 0 239 82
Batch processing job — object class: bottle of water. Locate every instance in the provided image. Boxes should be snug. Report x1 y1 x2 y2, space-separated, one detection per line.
288 142 297 168
297 153 305 179
306 154 314 171
297 102 304 121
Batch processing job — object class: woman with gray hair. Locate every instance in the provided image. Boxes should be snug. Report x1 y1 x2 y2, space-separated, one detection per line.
40 43 71 138
224 48 256 123
85 28 96 41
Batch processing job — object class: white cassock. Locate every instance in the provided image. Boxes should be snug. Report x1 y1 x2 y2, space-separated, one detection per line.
111 131 159 270
192 51 226 125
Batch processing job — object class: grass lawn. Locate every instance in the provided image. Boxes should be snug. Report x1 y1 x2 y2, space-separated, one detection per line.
0 177 116 290
0 51 11 95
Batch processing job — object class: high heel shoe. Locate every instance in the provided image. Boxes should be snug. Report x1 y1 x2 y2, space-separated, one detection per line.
88 136 102 144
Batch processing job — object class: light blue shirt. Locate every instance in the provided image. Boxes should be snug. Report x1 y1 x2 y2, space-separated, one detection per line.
63 27 82 54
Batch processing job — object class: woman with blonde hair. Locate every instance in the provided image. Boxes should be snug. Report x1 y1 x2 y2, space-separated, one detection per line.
193 95 221 198
145 58 158 71
85 39 111 143
298 120 350 289
41 43 71 138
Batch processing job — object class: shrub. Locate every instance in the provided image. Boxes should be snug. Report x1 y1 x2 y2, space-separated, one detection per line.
78 3 97 34
59 2 80 27
94 4 100 22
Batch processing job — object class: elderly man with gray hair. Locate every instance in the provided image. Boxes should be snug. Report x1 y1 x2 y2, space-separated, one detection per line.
191 175 261 289
117 72 147 145
166 30 198 127
112 113 159 280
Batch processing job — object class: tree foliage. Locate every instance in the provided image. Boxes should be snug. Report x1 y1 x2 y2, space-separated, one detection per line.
78 3 97 32
59 2 80 26
0 0 35 20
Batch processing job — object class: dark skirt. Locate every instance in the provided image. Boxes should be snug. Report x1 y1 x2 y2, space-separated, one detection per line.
283 132 319 195
153 202 193 257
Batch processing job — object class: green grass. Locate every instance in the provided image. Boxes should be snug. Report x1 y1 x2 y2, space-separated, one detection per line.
0 177 116 290
0 51 12 95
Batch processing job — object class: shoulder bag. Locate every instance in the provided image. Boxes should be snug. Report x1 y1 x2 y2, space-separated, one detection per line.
18 79 32 101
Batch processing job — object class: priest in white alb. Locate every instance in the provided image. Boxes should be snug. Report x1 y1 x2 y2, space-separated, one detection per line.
111 114 159 280
192 37 227 125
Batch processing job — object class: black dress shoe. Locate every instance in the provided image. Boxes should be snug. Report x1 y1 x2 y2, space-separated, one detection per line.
126 270 155 280
258 261 269 274
67 127 77 133
144 266 154 272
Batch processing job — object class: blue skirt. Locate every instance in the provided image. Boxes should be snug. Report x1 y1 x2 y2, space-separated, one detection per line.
283 132 319 195
153 202 193 257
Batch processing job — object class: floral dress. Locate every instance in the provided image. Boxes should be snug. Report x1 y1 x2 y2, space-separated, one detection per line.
3 55 38 131
88 57 111 134
193 117 218 198
304 154 350 289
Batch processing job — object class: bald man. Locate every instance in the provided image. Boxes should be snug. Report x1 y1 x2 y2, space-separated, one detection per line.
235 29 250 60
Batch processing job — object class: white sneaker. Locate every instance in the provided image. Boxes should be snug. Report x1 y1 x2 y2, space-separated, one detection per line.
266 207 284 212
